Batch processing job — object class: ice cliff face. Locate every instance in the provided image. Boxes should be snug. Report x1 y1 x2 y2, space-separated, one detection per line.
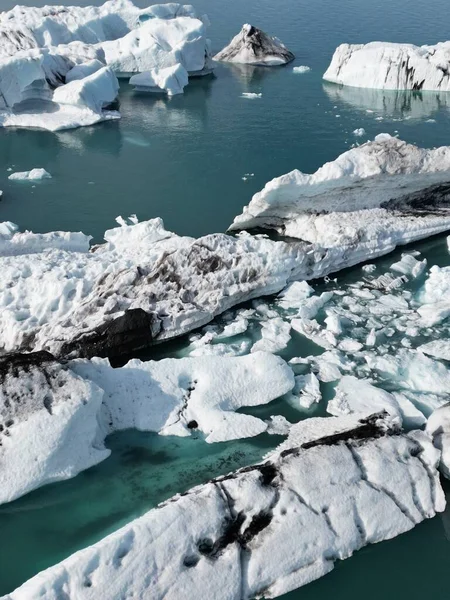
323 41 450 91
4 412 444 600
214 23 294 66
230 135 450 264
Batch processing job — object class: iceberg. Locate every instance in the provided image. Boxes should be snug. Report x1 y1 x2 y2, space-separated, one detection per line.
8 168 51 181
0 350 294 504
4 412 444 600
323 41 450 91
214 24 294 66
99 15 212 76
0 47 120 131
129 64 189 95
229 135 450 270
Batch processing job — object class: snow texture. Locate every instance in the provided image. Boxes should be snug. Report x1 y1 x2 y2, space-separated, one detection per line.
5 412 444 600
324 41 450 91
214 24 294 66
426 403 450 478
0 350 294 504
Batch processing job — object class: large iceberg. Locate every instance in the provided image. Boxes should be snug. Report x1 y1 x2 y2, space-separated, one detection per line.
4 412 444 599
214 24 294 66
229 135 450 268
0 350 294 504
323 41 450 91
100 14 212 76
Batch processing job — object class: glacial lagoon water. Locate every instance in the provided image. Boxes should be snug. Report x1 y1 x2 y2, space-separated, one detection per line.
1 0 450 596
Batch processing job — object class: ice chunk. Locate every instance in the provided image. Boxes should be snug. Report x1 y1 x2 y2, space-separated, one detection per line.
251 317 291 354
8 168 51 181
353 127 366 136
324 41 450 91
8 413 443 600
241 92 262 99
417 265 450 325
129 64 189 95
286 372 322 409
214 23 294 66
293 65 311 73
390 253 427 278
53 66 119 113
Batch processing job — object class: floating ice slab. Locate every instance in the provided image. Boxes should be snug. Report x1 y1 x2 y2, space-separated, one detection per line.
293 65 310 73
418 339 450 361
0 350 294 504
8 168 51 181
390 253 427 278
214 24 294 66
229 136 450 271
324 41 450 91
5 412 444 600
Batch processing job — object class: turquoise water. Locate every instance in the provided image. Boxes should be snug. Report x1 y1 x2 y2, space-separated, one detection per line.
1 0 450 596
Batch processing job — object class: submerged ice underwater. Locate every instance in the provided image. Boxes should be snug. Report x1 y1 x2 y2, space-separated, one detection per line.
1 0 450 598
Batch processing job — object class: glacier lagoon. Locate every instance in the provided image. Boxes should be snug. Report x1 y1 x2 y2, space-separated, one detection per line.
1 0 450 597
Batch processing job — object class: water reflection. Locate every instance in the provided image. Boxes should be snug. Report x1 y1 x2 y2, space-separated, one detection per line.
323 82 450 121
222 61 284 88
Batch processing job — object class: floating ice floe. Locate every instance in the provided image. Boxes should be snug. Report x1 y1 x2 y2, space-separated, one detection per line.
427 403 450 478
390 253 427 278
293 65 310 74
8 168 51 181
241 92 262 99
129 64 189 95
229 135 450 271
0 350 294 505
353 127 365 136
417 265 450 326
418 339 450 361
214 24 294 66
324 41 450 91
6 411 444 600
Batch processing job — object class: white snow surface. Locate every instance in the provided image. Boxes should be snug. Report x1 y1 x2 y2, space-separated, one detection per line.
8 168 51 181
130 64 189 95
5 413 444 600
324 41 450 91
426 403 450 478
214 23 294 66
0 351 294 504
230 136 450 270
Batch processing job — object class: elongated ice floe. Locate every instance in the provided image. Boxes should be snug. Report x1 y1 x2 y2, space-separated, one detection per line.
323 41 450 91
214 24 294 66
4 412 444 600
0 350 294 504
8 168 51 181
229 135 450 268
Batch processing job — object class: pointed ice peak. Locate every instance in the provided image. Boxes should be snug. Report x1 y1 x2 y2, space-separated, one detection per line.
214 23 295 66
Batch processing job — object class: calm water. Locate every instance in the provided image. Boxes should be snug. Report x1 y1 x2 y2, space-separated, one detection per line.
1 0 450 597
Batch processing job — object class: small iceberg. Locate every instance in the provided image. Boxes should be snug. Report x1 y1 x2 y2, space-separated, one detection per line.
293 65 311 73
8 168 52 181
214 23 294 66
241 92 262 99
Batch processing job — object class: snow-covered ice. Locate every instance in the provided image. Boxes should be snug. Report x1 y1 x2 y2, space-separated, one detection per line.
251 317 291 354
293 65 310 74
417 265 450 326
214 24 294 66
0 350 294 504
418 340 450 361
229 136 450 272
5 412 444 600
8 168 51 181
324 41 450 91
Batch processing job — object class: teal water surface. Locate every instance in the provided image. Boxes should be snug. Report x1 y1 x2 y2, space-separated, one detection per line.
1 0 450 597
